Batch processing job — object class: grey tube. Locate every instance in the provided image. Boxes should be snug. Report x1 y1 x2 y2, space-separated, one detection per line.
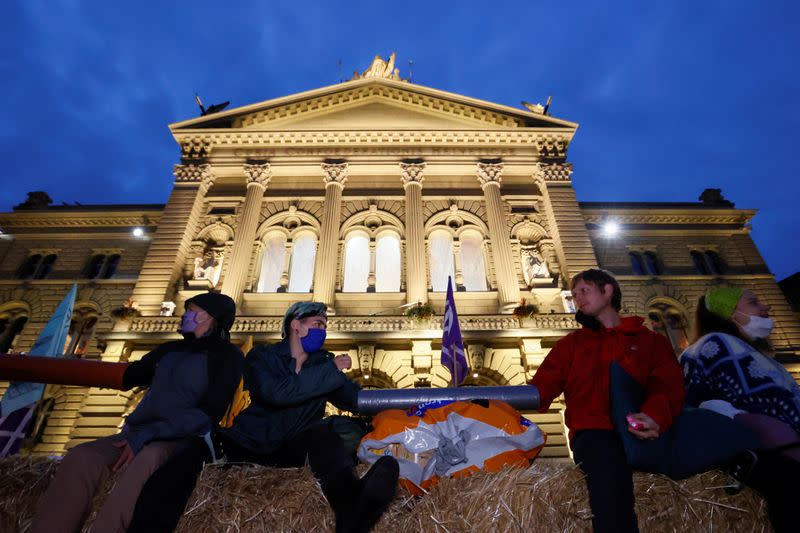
357 385 540 415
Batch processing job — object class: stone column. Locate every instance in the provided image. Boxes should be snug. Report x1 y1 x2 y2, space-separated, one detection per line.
452 240 464 290
477 161 521 312
220 162 272 304
367 239 377 292
312 161 348 312
400 161 427 305
279 241 293 292
533 162 597 281
130 163 214 315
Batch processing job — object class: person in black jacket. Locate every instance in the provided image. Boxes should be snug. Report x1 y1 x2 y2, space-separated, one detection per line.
131 301 398 533
29 291 243 533
222 301 399 533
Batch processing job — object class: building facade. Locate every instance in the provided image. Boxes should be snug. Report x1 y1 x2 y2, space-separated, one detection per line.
1 59 798 458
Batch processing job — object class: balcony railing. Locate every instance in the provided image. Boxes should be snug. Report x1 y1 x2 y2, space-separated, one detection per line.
128 313 579 334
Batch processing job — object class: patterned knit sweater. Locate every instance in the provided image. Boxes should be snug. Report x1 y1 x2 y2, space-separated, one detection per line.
680 332 800 433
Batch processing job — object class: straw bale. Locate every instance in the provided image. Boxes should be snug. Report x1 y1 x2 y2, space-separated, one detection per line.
0 457 772 532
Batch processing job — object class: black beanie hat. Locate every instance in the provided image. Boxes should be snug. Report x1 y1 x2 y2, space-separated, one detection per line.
185 292 236 333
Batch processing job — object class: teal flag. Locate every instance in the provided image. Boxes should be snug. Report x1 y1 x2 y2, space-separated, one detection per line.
0 284 77 416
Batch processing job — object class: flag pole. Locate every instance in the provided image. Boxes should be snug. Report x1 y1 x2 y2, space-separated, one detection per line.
451 341 457 388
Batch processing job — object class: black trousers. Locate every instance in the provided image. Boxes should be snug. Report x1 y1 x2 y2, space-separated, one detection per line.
219 423 355 482
128 423 354 533
744 449 800 533
571 429 639 533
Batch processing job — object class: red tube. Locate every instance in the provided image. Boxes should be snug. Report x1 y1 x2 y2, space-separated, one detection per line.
0 355 129 390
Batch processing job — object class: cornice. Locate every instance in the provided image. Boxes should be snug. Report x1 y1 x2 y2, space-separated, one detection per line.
583 212 754 225
173 130 572 159
0 212 161 229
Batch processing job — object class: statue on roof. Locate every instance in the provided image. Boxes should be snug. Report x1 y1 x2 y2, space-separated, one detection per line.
352 52 402 81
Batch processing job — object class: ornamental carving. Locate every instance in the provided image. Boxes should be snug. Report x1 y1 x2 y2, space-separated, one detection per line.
582 213 751 225
532 162 573 184
180 137 212 159
243 162 272 189
321 161 349 187
178 130 569 150
0 214 160 229
173 164 214 191
399 161 426 187
476 161 504 188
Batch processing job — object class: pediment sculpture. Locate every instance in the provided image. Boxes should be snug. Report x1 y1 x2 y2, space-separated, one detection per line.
352 52 402 80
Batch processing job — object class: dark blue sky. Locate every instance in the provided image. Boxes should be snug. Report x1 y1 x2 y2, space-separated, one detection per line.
1 1 798 279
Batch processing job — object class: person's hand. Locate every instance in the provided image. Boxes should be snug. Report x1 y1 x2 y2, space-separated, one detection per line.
334 355 352 371
627 412 660 440
112 440 135 471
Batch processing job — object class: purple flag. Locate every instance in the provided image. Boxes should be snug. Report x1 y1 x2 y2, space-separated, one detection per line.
441 277 468 386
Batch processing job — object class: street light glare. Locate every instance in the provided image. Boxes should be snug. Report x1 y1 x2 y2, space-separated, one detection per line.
602 221 619 237
132 227 144 237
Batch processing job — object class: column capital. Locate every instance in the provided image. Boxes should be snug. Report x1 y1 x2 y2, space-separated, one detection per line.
400 161 426 188
321 161 349 188
476 161 504 189
532 162 573 185
243 162 272 190
173 163 215 192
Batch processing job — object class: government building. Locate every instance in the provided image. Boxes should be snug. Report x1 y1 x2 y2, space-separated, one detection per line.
1 56 798 459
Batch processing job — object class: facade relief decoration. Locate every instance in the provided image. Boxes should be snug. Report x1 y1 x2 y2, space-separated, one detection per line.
399 160 426 187
173 163 215 192
321 161 349 187
532 162 573 185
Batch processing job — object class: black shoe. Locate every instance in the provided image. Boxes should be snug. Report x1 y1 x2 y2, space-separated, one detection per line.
351 456 400 533
320 469 360 533
724 450 758 495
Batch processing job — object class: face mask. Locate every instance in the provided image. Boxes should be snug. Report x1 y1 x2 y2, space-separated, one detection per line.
179 311 201 335
300 328 326 353
179 311 212 339
738 313 774 339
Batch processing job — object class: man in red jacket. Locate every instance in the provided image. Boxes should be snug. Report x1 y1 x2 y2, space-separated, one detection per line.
530 269 684 533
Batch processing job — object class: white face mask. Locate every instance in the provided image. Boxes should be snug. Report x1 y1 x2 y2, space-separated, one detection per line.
737 312 774 339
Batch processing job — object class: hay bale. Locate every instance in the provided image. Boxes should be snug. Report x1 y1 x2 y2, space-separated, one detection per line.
0 457 771 532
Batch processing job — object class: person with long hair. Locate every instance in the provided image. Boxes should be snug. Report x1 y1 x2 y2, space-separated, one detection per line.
681 287 800 458
680 287 800 533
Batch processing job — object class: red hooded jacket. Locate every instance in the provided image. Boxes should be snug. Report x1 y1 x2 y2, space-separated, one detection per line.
529 316 685 440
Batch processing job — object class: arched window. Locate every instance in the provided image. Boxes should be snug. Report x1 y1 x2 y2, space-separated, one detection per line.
64 311 99 357
375 232 401 292
0 308 28 354
690 251 709 274
34 254 57 279
287 231 317 293
429 230 455 292
643 252 661 275
257 233 287 293
629 252 645 275
102 254 121 279
648 301 689 354
343 231 370 292
84 254 106 279
460 230 488 291
17 254 43 280
704 251 723 275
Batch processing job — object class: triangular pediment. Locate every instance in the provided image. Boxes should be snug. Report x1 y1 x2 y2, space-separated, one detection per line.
170 78 577 132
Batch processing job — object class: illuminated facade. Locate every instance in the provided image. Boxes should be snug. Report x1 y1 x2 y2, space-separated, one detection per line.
1 58 798 458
